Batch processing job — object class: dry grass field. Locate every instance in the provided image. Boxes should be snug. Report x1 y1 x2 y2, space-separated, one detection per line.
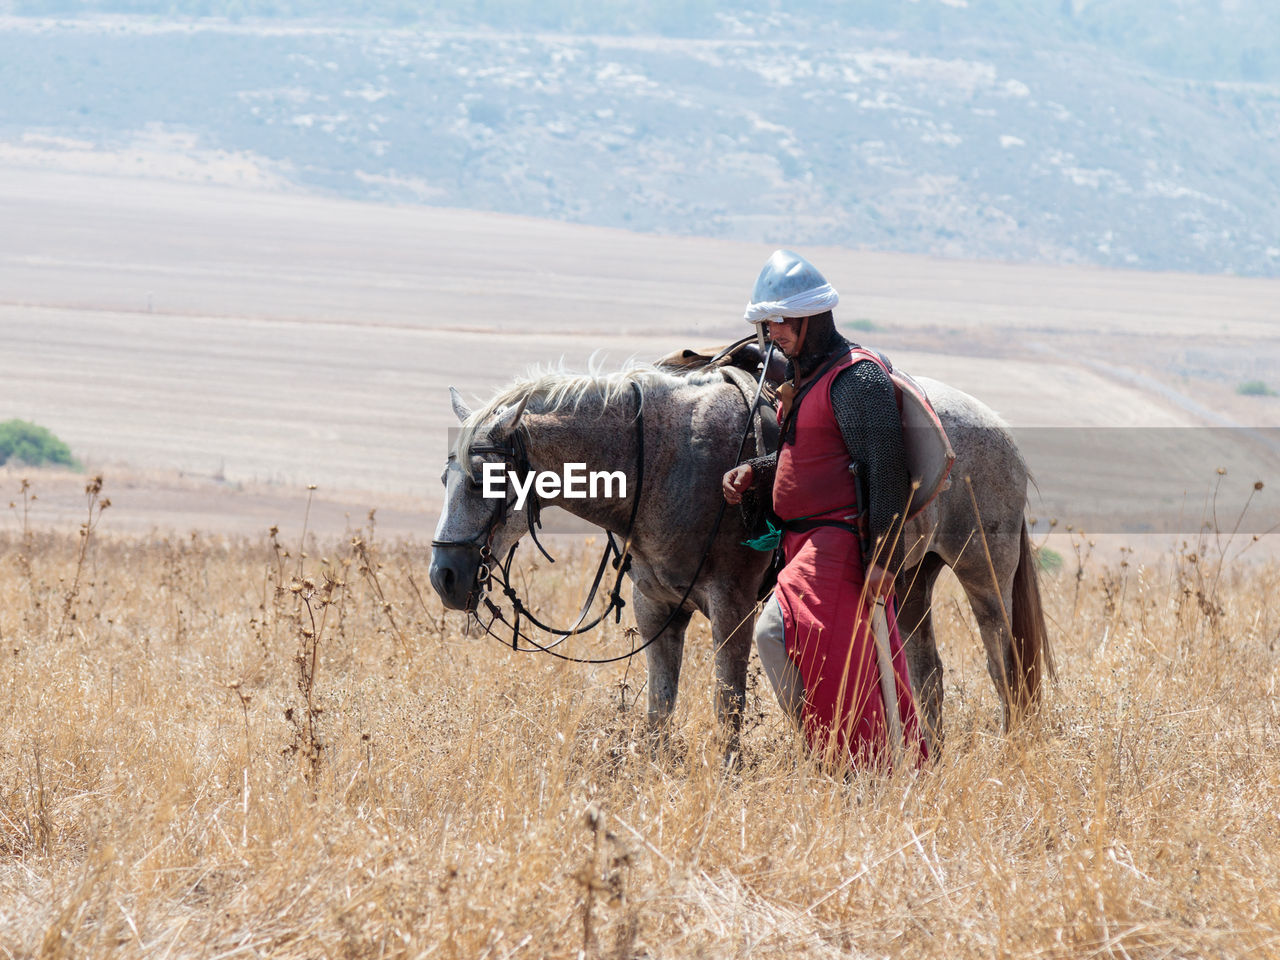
3 164 1280 957
0 478 1278 959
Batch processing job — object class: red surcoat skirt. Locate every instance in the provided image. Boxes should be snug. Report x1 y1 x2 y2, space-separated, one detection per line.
773 350 927 770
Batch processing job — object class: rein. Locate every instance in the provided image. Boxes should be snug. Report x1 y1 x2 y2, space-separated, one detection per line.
451 356 773 665
482 381 647 651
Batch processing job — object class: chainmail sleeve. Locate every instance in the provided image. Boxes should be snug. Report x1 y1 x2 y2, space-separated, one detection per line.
830 361 910 572
734 451 778 545
744 452 777 490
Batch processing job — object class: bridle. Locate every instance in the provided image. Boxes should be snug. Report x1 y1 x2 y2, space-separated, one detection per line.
433 357 772 665
431 383 645 646
428 426 532 610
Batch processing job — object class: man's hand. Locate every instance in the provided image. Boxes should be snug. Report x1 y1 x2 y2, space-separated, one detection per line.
722 464 754 504
864 563 896 599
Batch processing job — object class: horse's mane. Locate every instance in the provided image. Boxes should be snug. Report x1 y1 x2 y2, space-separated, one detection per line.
454 358 722 457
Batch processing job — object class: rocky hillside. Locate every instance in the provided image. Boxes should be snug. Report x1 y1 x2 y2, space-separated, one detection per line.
1 3 1278 275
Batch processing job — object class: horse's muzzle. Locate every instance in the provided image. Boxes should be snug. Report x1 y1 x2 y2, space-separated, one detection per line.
429 543 485 611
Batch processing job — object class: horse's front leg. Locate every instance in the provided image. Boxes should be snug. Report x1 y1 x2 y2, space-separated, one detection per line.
633 589 692 741
707 591 756 762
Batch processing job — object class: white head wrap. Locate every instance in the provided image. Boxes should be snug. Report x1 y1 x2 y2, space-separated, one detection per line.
743 282 840 324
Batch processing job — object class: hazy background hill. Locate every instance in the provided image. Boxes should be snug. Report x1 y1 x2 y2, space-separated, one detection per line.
2 0 1278 275
9 0 1280 80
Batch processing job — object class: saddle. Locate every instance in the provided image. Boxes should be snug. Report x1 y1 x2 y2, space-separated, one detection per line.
656 337 789 394
657 337 781 459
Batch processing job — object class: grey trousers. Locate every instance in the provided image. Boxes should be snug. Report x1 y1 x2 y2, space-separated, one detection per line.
754 594 805 726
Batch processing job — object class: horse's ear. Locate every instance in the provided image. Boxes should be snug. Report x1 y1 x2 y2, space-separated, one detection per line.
491 393 531 441
449 386 472 423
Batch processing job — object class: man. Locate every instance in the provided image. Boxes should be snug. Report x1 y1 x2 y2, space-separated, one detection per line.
723 249 927 770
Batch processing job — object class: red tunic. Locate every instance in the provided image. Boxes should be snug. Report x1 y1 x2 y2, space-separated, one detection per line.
773 349 927 770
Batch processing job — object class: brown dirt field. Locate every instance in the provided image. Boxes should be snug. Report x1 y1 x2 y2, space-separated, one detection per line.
4 165 1280 538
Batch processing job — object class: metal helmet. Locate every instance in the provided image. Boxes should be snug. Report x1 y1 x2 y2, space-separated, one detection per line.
743 249 840 324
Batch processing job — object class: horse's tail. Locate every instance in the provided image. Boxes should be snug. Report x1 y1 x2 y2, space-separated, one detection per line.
1011 520 1055 713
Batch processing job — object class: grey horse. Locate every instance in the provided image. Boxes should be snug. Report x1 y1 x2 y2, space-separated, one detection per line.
430 364 773 751
429 363 1052 752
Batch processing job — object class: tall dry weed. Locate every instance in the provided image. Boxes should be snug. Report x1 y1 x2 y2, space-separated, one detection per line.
0 479 1277 958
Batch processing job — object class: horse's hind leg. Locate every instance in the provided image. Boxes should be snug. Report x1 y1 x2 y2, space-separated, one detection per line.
896 553 947 754
634 590 693 740
961 577 1019 731
948 509 1026 730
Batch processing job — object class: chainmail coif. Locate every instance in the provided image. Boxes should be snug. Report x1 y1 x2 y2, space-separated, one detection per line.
790 311 844 380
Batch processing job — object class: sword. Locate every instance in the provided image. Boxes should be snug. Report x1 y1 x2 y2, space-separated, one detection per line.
850 464 906 769
871 597 906 770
